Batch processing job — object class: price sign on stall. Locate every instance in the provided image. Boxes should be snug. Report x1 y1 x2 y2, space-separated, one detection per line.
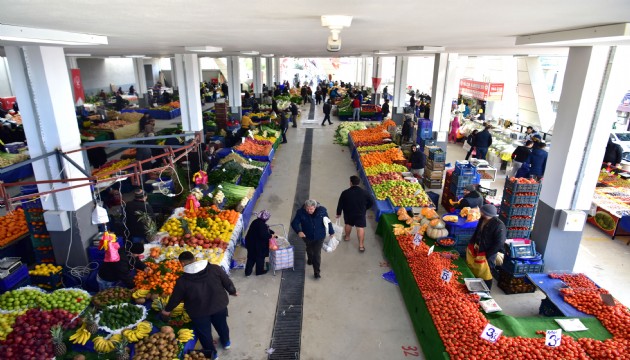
480 323 502 343
440 269 453 283
545 329 562 347
427 245 435 256
413 233 422 246
242 137 246 144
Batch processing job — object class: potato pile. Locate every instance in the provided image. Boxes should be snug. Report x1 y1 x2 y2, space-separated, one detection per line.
92 287 132 308
184 351 207 360
133 326 179 359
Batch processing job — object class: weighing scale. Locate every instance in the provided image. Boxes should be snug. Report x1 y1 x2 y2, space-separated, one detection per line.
0 257 23 279
464 278 490 293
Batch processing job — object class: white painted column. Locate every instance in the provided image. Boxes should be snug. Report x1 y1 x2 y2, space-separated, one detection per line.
66 56 78 69
430 53 461 132
252 56 263 97
266 57 273 89
170 57 178 89
274 57 281 84
372 56 382 104
532 46 630 272
2 57 13 95
5 46 91 211
132 58 148 98
173 54 203 132
226 56 242 115
393 56 409 114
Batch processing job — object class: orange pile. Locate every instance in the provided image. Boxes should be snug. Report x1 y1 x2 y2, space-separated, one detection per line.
359 148 405 167
133 260 183 296
0 208 29 247
217 209 240 225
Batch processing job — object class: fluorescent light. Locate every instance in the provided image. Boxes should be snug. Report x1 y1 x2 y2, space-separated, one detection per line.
261 54 274 57
240 51 259 56
516 23 630 46
185 46 222 53
0 24 107 45
321 15 353 29
406 46 445 52
109 56 122 58
125 55 146 58
65 53 91 57
374 50 390 55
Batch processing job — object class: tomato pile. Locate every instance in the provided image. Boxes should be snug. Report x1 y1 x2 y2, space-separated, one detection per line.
396 234 630 359
504 189 540 197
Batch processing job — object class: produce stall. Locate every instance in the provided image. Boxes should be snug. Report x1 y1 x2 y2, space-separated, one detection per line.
0 154 34 183
588 171 630 239
376 213 626 360
90 112 143 140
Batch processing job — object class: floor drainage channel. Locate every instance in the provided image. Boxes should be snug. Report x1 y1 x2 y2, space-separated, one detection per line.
268 128 313 360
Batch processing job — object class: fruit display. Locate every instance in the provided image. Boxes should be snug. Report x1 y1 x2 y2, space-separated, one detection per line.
184 351 208 360
594 211 616 231
92 119 132 130
122 321 152 342
37 288 90 313
0 208 29 247
349 120 394 145
0 312 21 340
359 147 406 167
93 335 118 353
159 245 225 265
69 323 92 345
133 327 180 359
364 163 409 176
357 143 398 153
0 286 45 311
367 172 403 185
96 303 146 332
0 152 29 169
0 308 80 359
29 263 62 276
177 328 195 343
92 158 135 180
234 137 273 156
436 237 455 247
133 260 183 296
92 287 132 308
334 122 368 145
372 180 433 207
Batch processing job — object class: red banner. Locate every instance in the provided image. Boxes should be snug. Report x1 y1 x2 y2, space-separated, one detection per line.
371 77 381 91
71 68 85 106
459 79 504 101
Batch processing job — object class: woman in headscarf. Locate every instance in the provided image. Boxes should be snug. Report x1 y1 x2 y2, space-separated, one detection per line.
244 210 275 276
448 115 460 143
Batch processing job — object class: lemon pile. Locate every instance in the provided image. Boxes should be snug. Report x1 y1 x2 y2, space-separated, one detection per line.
29 264 62 276
160 216 234 242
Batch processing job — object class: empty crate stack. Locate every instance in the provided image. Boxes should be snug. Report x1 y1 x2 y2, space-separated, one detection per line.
214 101 229 129
423 146 445 189
498 239 543 294
21 195 56 265
499 177 542 239
441 161 480 212
416 120 433 144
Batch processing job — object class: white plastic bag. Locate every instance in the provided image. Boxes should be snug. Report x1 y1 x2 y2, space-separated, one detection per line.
332 219 344 242
323 235 339 253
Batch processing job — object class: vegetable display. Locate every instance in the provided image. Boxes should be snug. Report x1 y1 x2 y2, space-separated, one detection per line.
0 208 29 247
240 168 263 187
335 122 368 145
234 138 272 156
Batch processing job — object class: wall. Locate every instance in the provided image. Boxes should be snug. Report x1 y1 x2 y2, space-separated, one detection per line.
76 58 135 95
0 57 13 97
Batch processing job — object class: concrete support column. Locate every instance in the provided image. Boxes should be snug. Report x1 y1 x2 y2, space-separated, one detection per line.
266 57 273 89
173 54 203 132
532 46 630 271
170 57 178 90
5 45 96 266
226 56 242 116
66 56 78 69
392 56 409 120
372 56 382 104
132 58 148 107
252 57 263 98
274 57 281 84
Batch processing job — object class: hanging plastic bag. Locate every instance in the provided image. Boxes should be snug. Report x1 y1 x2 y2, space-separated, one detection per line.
323 234 339 253
91 204 109 225
332 219 344 242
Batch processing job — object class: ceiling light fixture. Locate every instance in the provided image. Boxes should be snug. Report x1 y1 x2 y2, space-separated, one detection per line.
515 23 630 46
240 51 260 56
125 55 146 58
65 53 91 57
373 50 390 55
261 54 274 57
185 46 223 53
321 15 353 42
406 46 445 52
0 24 107 45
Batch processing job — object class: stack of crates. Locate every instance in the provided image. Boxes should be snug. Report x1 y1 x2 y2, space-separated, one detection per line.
20 185 56 264
416 119 433 143
446 225 477 256
443 161 481 203
499 177 543 239
498 239 543 294
423 146 445 189
441 170 458 212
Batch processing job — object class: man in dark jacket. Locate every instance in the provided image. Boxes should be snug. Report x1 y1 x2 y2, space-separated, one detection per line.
124 189 155 243
163 251 237 358
279 111 289 144
410 145 425 177
528 142 548 181
474 125 493 160
453 184 484 209
97 243 146 290
469 204 506 290
402 116 414 142
381 98 390 119
321 99 333 126
301 85 308 105
221 82 229 99
511 140 534 177
603 138 623 167
289 102 298 128
291 199 335 279
336 176 374 252
244 210 274 276
465 130 478 160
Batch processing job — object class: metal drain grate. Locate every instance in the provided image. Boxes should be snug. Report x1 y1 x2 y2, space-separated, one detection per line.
268 129 313 360
308 99 315 119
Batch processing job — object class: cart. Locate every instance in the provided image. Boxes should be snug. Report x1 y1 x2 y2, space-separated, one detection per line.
267 224 294 275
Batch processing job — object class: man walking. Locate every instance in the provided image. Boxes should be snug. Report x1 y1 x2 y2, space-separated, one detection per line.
291 199 335 279
336 176 374 252
279 111 289 144
351 95 361 121
474 124 493 160
321 99 333 126
163 251 238 359
290 102 299 128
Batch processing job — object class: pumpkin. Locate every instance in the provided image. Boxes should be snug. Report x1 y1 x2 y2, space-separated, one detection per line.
420 217 433 227
419 223 429 235
424 209 439 220
426 227 449 239
420 207 433 217
429 219 446 229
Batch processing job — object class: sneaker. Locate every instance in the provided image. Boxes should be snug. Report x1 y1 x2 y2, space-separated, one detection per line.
223 340 231 350
307 259 312 265
314 273 321 279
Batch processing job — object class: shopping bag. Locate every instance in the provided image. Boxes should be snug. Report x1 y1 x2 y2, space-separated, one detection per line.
332 219 344 242
465 243 493 280
323 235 339 253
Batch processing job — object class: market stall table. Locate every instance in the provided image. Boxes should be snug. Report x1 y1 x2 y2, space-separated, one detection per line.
0 161 34 183
527 273 595 318
588 185 630 240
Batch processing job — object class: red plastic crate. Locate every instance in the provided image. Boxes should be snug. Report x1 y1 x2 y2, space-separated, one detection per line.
0 97 16 111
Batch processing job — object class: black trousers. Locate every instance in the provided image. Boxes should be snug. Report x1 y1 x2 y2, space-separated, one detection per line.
282 127 288 143
245 251 266 276
305 239 324 275
321 113 332 125
465 147 475 160
190 308 230 357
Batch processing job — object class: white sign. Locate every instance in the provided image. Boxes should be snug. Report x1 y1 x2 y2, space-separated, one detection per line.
427 245 435 256
545 329 562 347
480 323 502 343
441 269 453 283
413 233 422 246
217 185 223 189
410 225 420 235
222 168 226 172
248 158 252 162
242 137 246 144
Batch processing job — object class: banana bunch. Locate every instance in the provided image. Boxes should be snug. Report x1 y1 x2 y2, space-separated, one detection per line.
136 321 152 334
69 324 91 345
177 328 195 343
93 336 116 353
123 320 153 342
171 302 185 317
110 334 123 343
132 289 150 299
181 310 191 323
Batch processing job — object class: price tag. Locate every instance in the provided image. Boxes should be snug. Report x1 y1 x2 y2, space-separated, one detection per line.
441 269 452 283
217 185 223 189
427 245 434 256
545 329 562 347
242 137 246 144
410 225 420 235
222 168 226 172
413 233 422 246
248 158 252 162
480 323 502 343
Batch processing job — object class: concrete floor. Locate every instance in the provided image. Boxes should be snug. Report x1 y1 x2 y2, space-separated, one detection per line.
2 103 630 359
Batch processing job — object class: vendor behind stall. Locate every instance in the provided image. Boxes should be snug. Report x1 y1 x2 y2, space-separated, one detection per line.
603 138 623 168
124 189 155 243
451 184 483 209
97 243 146 290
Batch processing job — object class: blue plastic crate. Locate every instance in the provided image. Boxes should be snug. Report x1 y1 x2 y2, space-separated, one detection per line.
504 177 543 193
504 241 537 258
417 138 436 151
0 265 29 293
452 173 481 187
502 189 539 204
506 229 531 239
417 127 433 140
505 258 544 275
499 204 537 217
499 215 534 228
428 148 446 162
449 183 466 198
454 162 477 176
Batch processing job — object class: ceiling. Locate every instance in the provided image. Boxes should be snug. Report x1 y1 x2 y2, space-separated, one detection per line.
1 0 630 58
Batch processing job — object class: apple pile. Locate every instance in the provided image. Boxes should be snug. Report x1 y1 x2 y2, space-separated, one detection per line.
1 308 80 360
372 180 433 207
161 233 229 250
367 172 403 185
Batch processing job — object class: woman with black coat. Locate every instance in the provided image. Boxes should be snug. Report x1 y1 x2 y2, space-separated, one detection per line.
244 210 275 276
465 130 478 160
